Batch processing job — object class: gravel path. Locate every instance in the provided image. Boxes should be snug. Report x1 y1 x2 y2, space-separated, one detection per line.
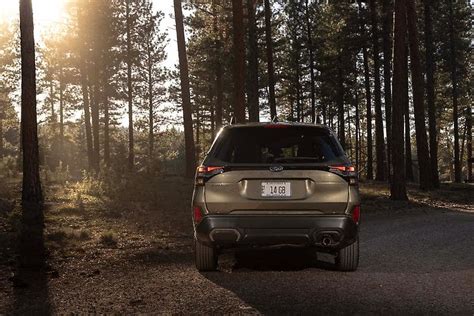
2 183 473 315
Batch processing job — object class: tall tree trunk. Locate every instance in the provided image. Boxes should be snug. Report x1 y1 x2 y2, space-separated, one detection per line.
174 0 197 178
406 0 433 190
369 0 386 181
382 0 393 176
196 104 201 159
405 94 414 181
20 0 43 205
296 62 302 122
390 0 408 200
0 117 3 158
247 0 259 122
91 82 100 173
126 0 134 171
337 63 345 149
77 6 93 172
424 0 439 187
79 65 93 172
49 82 55 121
467 106 472 182
306 0 317 123
264 0 277 120
59 66 64 164
103 82 110 167
358 0 373 180
232 0 246 123
148 50 154 161
355 81 360 172
212 1 223 130
448 0 460 182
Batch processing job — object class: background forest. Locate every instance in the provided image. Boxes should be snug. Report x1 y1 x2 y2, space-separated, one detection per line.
0 0 473 313
0 0 472 199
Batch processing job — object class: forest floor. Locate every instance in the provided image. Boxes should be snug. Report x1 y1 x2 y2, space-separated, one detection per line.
0 177 473 314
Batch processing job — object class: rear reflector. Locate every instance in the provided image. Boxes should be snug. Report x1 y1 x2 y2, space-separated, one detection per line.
352 205 361 224
193 206 203 224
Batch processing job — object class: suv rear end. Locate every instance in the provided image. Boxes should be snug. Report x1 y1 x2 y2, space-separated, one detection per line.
192 123 360 271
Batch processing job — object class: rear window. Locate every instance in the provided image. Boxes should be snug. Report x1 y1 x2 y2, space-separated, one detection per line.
206 126 346 165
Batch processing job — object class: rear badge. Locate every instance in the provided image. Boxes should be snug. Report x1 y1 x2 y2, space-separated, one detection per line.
269 165 284 172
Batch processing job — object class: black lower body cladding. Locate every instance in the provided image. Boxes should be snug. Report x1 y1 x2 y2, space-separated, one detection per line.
195 215 358 250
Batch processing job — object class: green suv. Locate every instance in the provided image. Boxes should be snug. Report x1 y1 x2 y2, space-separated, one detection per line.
192 123 360 271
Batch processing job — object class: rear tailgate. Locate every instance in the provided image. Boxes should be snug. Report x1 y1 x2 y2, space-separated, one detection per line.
204 169 348 214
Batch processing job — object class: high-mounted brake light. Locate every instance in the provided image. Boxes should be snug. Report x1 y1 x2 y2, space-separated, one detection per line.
352 205 361 224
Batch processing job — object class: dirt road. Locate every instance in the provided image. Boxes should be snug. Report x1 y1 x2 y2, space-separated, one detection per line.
1 180 473 314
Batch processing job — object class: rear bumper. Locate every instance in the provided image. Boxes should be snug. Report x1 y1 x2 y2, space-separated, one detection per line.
195 215 358 250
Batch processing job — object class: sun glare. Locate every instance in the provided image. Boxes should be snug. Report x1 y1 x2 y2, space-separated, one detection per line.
1 0 67 35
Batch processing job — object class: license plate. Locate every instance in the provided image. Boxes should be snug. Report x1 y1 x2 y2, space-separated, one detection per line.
261 182 291 197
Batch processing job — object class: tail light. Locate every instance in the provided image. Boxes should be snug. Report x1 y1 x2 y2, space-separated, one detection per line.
195 165 224 186
352 205 361 224
193 206 204 224
329 165 358 185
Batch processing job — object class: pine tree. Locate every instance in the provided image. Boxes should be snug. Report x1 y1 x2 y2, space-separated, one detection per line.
391 0 408 200
406 0 433 190
174 0 197 178
231 0 246 123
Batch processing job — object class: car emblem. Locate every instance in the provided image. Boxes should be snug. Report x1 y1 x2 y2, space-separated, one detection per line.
269 165 284 172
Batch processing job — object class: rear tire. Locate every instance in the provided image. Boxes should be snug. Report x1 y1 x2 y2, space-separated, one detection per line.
194 238 218 271
336 238 359 271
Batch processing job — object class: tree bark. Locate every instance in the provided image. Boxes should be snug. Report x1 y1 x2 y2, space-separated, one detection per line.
247 0 259 122
49 82 55 121
264 0 277 120
232 0 246 123
337 63 345 149
406 0 433 190
355 78 360 172
148 48 154 161
358 0 373 180
369 0 386 181
390 0 408 200
306 0 317 123
77 6 94 172
467 106 472 182
79 69 93 172
423 0 439 187
174 0 197 178
405 90 414 181
382 0 393 176
59 66 64 163
448 0 460 183
20 0 43 205
212 1 223 130
126 0 134 171
90 81 100 174
103 81 110 167
0 116 3 158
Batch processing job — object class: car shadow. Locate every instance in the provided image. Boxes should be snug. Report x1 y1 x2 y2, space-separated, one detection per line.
222 247 336 272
